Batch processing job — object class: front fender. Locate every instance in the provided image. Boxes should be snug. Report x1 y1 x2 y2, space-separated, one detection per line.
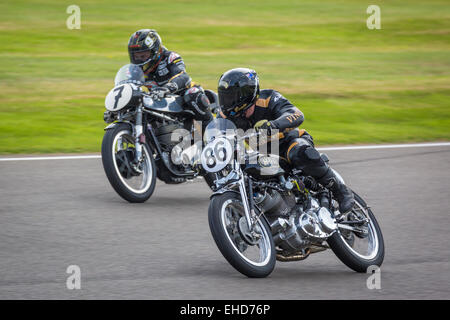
104 122 117 131
209 188 240 200
104 121 133 132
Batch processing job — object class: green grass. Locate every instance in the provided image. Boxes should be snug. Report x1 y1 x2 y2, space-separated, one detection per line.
0 0 449 153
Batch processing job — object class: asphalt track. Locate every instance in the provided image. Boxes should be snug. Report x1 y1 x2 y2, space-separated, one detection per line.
0 144 449 299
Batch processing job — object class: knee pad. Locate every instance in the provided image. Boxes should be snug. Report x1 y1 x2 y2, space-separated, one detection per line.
287 140 324 169
304 146 321 161
290 146 328 178
204 89 219 111
184 87 212 121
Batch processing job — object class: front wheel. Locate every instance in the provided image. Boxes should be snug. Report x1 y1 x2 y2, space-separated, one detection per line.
101 123 156 203
327 192 385 272
208 192 276 278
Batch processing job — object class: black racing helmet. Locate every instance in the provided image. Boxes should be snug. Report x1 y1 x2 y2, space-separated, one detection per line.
128 29 162 71
218 68 259 116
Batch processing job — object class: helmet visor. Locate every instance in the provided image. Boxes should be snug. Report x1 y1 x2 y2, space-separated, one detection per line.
218 81 242 111
130 47 159 66
219 90 243 112
133 50 151 65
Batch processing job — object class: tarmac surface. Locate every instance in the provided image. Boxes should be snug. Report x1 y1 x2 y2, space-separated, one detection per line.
0 145 449 299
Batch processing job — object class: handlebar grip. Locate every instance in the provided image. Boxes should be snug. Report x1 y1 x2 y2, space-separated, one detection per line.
242 131 285 150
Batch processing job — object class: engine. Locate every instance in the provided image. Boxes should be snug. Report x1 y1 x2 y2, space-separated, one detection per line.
152 121 200 184
153 122 186 150
254 189 296 217
256 189 337 255
153 121 200 167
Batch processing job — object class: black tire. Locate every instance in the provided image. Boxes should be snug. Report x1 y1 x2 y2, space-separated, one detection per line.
327 192 385 272
101 123 156 203
208 192 276 278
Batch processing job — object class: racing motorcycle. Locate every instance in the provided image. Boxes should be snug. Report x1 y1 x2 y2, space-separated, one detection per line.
101 64 217 202
202 118 385 277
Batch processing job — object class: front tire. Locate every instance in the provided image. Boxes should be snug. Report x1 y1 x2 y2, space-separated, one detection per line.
101 123 156 203
327 192 385 272
208 192 276 278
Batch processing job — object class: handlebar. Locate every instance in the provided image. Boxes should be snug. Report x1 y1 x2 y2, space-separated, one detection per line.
149 86 169 92
142 86 174 101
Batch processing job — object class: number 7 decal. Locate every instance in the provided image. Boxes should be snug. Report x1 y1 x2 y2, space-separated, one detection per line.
113 85 125 110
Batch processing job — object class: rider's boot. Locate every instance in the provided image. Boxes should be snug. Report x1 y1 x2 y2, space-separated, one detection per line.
318 167 355 213
287 138 354 213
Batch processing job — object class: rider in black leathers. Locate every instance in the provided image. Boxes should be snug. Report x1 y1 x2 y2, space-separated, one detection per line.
128 29 213 126
217 68 355 213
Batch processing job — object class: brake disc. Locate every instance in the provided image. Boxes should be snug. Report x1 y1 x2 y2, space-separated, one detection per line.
237 216 259 246
116 149 140 179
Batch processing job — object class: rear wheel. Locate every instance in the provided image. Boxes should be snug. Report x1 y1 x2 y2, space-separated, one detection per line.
327 192 384 272
101 123 156 203
208 192 276 278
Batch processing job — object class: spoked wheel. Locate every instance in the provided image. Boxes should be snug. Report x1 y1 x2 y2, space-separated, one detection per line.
327 191 384 272
208 192 276 278
101 123 156 203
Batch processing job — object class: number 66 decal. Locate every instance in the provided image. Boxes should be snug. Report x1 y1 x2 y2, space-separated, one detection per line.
105 83 133 111
201 137 233 173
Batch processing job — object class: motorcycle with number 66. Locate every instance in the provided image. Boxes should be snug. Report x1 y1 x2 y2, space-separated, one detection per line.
201 118 384 277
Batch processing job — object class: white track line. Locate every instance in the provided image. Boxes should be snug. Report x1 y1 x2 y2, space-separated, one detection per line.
0 155 101 162
0 142 449 162
317 142 450 151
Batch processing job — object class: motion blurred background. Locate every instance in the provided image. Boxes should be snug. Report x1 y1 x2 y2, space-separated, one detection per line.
0 0 449 153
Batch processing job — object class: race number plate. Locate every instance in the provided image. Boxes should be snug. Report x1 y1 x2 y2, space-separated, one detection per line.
201 137 233 173
105 83 133 112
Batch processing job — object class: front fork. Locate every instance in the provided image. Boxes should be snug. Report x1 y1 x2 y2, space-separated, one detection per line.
131 105 148 175
115 105 143 173
238 176 253 231
234 161 257 231
134 105 144 162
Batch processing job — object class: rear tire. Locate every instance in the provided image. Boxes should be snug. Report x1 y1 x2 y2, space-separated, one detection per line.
208 192 276 278
327 192 384 272
101 123 156 203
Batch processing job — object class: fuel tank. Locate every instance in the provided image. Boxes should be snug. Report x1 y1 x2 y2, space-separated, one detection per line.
144 95 190 114
244 154 285 179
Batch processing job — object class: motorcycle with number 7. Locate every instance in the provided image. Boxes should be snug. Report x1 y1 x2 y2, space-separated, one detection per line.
101 64 217 202
201 118 384 277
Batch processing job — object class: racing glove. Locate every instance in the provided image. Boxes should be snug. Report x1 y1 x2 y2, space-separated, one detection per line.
163 82 179 93
150 87 170 100
254 119 275 136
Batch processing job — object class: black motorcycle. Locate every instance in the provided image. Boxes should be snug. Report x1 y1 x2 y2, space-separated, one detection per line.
101 64 216 202
202 118 385 277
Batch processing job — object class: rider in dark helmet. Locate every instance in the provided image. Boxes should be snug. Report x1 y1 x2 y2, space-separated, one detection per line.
217 68 354 213
128 29 213 126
